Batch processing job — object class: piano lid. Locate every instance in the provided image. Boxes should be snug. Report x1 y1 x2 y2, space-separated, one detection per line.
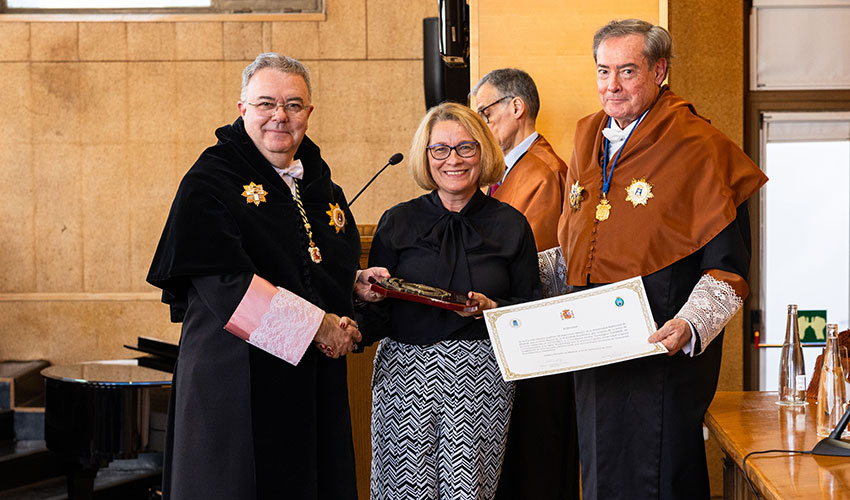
41 359 171 386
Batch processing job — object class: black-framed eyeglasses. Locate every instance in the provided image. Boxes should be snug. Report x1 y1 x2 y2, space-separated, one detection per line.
244 100 308 117
427 141 479 160
476 95 513 123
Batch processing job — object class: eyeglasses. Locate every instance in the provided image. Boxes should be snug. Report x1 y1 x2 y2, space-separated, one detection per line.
476 96 513 123
244 100 308 117
427 141 479 160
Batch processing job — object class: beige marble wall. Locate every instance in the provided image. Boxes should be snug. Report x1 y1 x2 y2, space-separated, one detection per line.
668 1 747 496
0 0 436 365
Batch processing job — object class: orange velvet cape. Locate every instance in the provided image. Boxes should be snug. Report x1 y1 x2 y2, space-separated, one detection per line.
557 86 767 293
494 135 567 251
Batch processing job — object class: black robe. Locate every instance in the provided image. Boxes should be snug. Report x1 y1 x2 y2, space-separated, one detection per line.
147 118 360 500
574 203 752 500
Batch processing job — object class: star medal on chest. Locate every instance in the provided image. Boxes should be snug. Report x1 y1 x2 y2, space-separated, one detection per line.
241 182 267 206
625 178 654 207
569 181 585 211
596 114 646 222
326 203 346 233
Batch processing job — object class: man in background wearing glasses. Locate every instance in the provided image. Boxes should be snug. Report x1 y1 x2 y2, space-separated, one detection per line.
471 68 579 500
148 53 384 500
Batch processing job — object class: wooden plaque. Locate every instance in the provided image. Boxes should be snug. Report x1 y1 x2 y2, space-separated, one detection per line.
368 277 478 313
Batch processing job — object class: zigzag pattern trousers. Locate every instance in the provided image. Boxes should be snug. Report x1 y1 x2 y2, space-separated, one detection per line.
370 338 514 500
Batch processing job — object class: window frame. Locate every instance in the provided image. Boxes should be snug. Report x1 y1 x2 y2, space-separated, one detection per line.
0 0 323 16
743 3 850 390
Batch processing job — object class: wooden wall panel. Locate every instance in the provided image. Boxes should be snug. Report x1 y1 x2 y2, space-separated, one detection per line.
669 2 746 496
470 0 663 160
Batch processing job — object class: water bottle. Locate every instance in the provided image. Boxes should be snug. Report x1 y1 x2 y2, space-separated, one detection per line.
816 323 848 436
777 304 807 406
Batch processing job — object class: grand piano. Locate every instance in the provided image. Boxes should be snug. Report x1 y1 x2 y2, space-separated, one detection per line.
42 356 172 500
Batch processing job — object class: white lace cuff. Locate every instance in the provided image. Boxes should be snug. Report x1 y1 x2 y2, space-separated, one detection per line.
225 275 324 366
538 246 570 298
675 274 743 356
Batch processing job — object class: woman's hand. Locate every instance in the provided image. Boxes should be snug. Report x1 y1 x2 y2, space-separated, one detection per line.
354 267 391 303
455 291 497 318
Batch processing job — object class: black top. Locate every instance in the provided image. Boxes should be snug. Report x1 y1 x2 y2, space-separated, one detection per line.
366 189 541 345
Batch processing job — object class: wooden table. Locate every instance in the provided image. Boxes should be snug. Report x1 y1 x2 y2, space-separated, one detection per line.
705 391 850 499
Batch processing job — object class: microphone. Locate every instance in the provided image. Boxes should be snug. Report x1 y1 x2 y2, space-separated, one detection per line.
348 153 404 206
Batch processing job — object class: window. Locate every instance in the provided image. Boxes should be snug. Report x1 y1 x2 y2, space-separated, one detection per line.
2 0 321 13
7 1 209 6
744 1 850 390
758 112 850 390
751 0 850 89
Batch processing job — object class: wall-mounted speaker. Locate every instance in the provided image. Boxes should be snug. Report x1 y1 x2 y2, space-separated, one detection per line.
438 0 468 67
423 14 469 110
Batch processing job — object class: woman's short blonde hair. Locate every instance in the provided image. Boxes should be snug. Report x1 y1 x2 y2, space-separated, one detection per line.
408 102 505 191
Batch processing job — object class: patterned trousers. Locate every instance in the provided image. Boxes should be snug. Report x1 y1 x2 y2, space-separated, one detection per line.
370 338 514 500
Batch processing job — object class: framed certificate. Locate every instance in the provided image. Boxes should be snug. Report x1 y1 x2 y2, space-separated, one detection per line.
369 277 478 312
484 277 667 381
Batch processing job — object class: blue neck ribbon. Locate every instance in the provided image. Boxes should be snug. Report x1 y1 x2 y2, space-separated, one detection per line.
601 114 645 197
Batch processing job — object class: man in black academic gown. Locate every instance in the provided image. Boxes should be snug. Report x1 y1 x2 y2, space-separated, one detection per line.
147 53 386 500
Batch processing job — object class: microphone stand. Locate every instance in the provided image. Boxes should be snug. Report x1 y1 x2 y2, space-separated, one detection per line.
349 153 403 207
811 403 850 456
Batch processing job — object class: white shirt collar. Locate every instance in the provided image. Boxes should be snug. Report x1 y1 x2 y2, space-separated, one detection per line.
603 111 649 160
502 131 539 182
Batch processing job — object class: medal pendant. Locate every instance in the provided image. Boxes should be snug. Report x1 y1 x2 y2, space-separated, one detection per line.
595 198 611 221
308 244 322 264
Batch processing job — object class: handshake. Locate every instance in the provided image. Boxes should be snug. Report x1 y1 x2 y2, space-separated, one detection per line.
314 266 389 358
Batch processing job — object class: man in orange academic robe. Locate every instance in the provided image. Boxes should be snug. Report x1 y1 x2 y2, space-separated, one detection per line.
472 68 579 500
556 20 767 500
472 68 566 251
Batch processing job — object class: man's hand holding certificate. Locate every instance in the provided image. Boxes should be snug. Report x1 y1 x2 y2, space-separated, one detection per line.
484 277 667 381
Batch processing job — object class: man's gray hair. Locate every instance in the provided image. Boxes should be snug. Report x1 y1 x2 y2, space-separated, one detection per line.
241 53 312 101
592 19 672 79
471 68 541 120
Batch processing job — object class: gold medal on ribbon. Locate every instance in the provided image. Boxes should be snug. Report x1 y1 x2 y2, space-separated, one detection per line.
241 182 267 206
326 203 346 233
292 181 321 264
595 197 611 221
569 181 585 211
625 178 654 207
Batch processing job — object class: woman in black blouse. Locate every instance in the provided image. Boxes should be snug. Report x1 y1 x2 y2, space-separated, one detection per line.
365 102 542 499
